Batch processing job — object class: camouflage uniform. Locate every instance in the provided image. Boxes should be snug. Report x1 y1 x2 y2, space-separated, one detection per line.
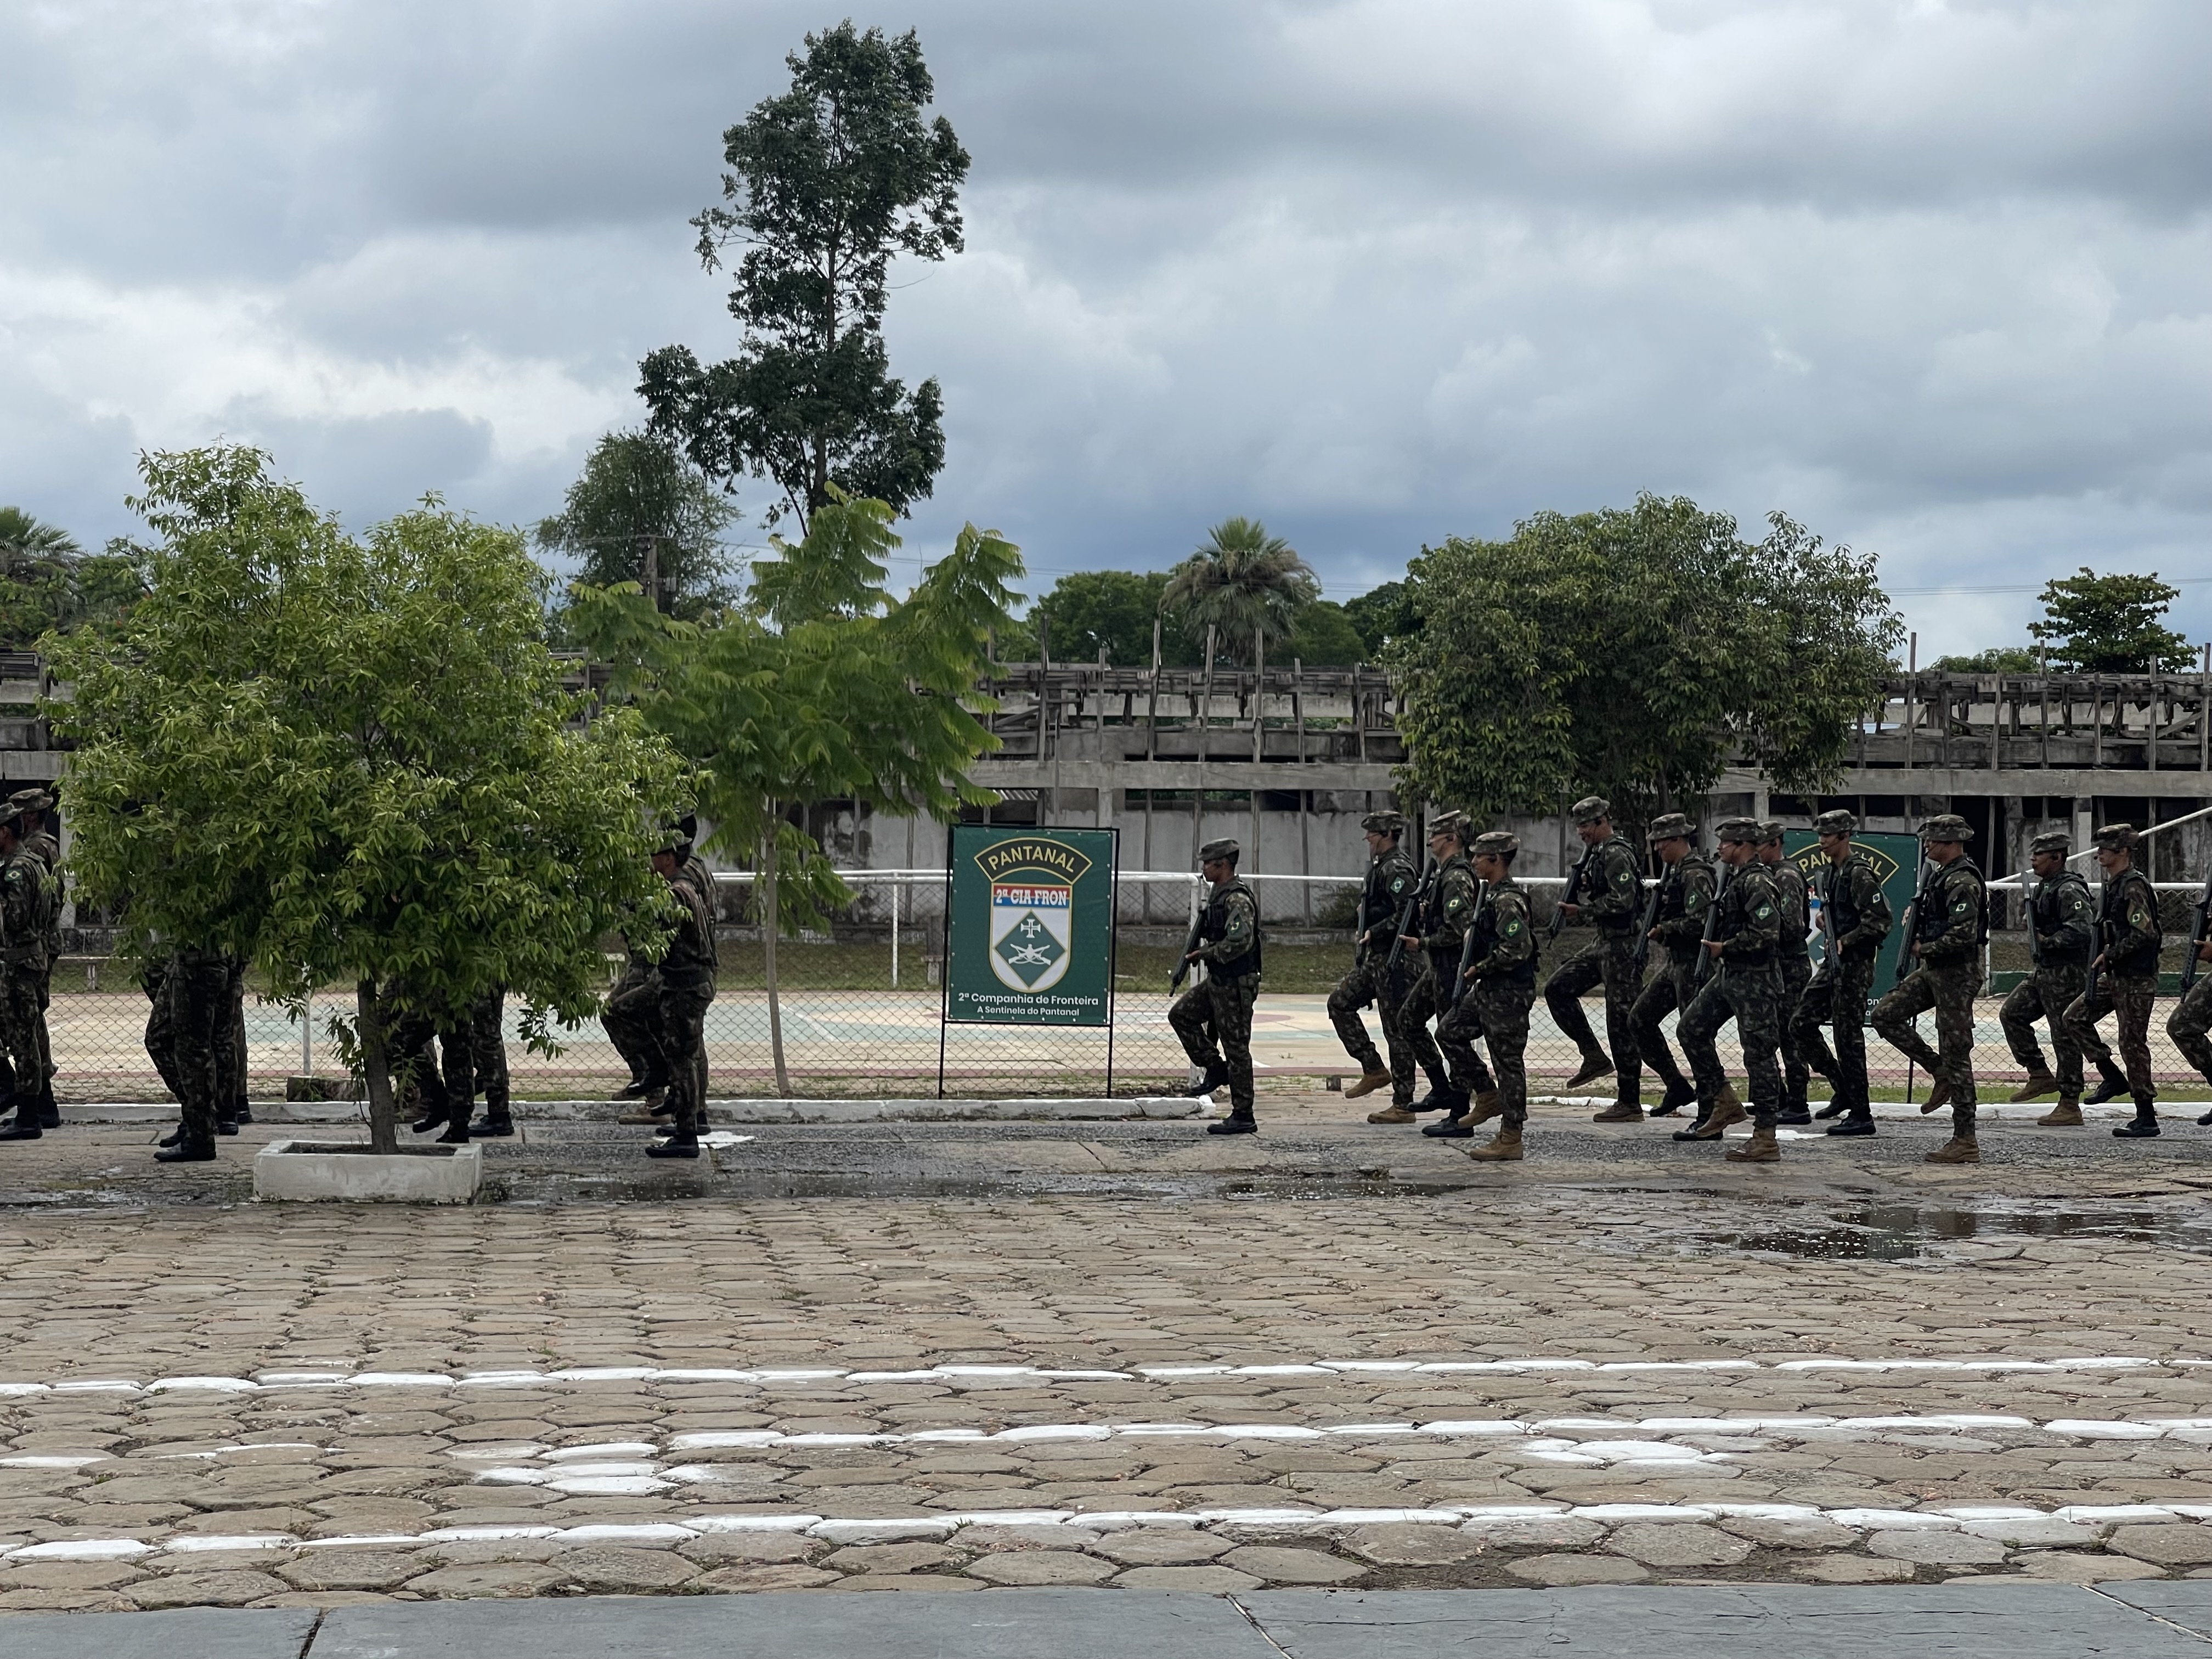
140 956 186 1104
12 794 60 1122
165 945 231 1152
655 874 718 1142
1397 848 1481 1103
1442 859 1536 1127
0 835 46 1110
1542 816 1644 1098
469 984 512 1131
2065 848 2163 1113
1171 852 1264 1115
1327 828 1418 1098
1791 833 1892 1117
1764 837 1814 1116
2170 966 2212 1089
1677 855 1784 1127
1872 838 1986 1138
1999 863 2097 1096
1629 825 1715 1110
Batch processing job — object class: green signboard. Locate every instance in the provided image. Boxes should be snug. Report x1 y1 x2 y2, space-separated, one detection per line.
1785 830 1925 996
945 825 1118 1026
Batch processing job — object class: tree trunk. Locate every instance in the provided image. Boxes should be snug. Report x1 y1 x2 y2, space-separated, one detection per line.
761 814 790 1096
357 979 399 1155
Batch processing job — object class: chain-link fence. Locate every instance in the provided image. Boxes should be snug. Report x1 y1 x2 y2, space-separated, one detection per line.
38 873 2212 1104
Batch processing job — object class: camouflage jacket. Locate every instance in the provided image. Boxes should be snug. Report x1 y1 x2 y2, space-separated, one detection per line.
2098 866 2162 978
1419 855 1479 957
1713 862 1781 968
1465 879 1536 988
1572 835 1643 934
1914 856 1985 966
1651 853 1717 958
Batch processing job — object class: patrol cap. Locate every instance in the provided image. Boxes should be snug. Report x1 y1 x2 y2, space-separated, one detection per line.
1470 830 1519 858
652 822 687 854
1714 816 1763 845
1199 836 1241 864
7 789 51 814
1361 810 1406 837
1569 795 1611 826
1427 810 1467 840
1918 813 1973 843
0 806 21 834
1646 811 1695 844
1814 808 1857 837
2030 830 2070 857
2094 822 2136 852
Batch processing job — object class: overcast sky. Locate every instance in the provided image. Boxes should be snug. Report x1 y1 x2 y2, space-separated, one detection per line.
4 0 2209 654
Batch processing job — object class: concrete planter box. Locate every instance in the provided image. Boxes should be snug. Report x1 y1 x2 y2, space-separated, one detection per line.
253 1139 484 1204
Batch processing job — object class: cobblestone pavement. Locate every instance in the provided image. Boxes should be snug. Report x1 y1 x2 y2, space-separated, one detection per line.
4 1098 2212 1612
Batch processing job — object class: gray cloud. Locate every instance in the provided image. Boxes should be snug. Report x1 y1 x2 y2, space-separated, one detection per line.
2 0 2209 653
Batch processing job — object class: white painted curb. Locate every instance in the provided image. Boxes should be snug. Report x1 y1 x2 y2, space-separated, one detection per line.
74 1097 1203 1125
252 1138 484 1203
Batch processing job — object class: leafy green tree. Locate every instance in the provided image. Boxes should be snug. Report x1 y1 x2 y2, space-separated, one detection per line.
49 447 685 1153
0 507 146 647
1160 517 1320 663
1933 646 2041 674
1031 569 1201 666
567 488 1020 1090
536 431 740 620
1287 600 1366 665
2028 568 2194 674
1342 578 1420 657
640 22 969 532
1389 496 1899 830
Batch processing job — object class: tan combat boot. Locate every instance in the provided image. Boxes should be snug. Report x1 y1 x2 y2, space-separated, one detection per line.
1468 1124 1523 1161
1463 1090 1503 1126
1725 1124 1781 1163
1345 1069 1393 1099
1590 1101 1642 1123
1917 1077 1952 1115
1365 1103 1417 1125
1689 1085 1747 1139
2009 1069 2058 1103
1925 1135 1980 1164
2037 1097 2084 1127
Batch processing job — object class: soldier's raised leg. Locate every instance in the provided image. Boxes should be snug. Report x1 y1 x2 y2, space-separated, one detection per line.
1467 985 1531 1163
1543 942 1611 1089
1431 989 1497 1139
2169 973 2212 1127
1328 961 1392 1098
1630 968 1694 1116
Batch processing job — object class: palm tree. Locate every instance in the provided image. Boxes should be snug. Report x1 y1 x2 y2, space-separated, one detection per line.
1160 516 1319 663
0 507 82 568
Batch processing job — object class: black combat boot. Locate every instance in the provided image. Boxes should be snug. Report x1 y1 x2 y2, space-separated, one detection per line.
1825 1108 1876 1138
1649 1080 1696 1118
213 1110 240 1136
0 1095 40 1142
155 1138 217 1163
37 1084 59 1130
470 1114 515 1138
1206 1108 1258 1136
616 1074 669 1101
1813 1098 1849 1120
2113 1102 2160 1139
1184 1066 1229 1100
231 1097 252 1125
647 1132 701 1159
2084 1063 2130 1106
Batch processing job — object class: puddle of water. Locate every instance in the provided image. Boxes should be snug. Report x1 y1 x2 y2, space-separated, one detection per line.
1710 1203 2212 1260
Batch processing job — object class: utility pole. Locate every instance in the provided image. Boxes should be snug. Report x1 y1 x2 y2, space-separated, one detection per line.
636 532 661 613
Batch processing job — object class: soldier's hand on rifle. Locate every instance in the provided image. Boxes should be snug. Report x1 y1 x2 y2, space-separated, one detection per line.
1560 902 1580 918
2091 952 2106 971
2197 941 2212 964
1400 934 1422 950
1703 938 1724 958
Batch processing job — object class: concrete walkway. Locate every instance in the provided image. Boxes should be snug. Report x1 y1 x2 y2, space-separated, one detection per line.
12 1584 2212 1657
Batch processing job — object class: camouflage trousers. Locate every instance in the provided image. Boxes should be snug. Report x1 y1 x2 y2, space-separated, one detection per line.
1628 953 1701 1098
1391 961 1459 1097
1542 930 1639 1097
166 947 231 1148
1873 959 1983 1136
0 963 39 1107
1678 962 1784 1128
1326 956 1416 1102
1790 951 1878 1113
1775 956 1812 1110
1999 964 2092 1094
470 985 511 1120
2065 973 2159 1107
140 960 185 1103
222 956 248 1114
1443 980 1531 1127
602 960 666 1086
656 978 715 1136
1171 972 1261 1113
2169 973 2212 1085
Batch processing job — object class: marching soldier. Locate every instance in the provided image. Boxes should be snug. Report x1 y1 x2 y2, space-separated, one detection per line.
2171 923 2212 1128
1172 837 1265 1135
1756 823 1815 1125
466 984 515 1138
2064 823 2164 1139
1999 831 2100 1126
1330 810 1420 1119
1871 813 1987 1164
5 789 60 1132
1544 797 1646 1122
0 810 45 1142
1442 830 1536 1162
1628 813 1712 1118
1795 809 1891 1137
1397 812 1482 1134
1674 817 1785 1160
646 828 718 1159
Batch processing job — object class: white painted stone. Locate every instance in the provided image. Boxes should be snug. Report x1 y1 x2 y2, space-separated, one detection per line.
253 1139 483 1203
1827 1509 1955 1530
809 1519 957 1543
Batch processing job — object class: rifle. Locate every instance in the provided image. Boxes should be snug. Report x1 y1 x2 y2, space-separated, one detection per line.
1448 881 1483 1011
2183 873 2212 994
1628 871 1663 977
1815 865 1838 966
1167 890 1207 994
2013 865 2044 972
1691 864 1732 989
1547 847 1589 942
1892 856 1932 990
1382 845 1434 984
